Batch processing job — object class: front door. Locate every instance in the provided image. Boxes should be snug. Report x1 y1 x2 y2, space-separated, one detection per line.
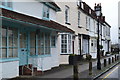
19 32 28 66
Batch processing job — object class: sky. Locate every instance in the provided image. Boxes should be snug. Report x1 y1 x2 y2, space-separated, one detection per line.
83 0 119 44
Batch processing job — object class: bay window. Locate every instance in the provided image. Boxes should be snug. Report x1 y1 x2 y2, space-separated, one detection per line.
61 34 72 54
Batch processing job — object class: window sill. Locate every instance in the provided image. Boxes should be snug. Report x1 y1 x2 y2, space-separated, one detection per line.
60 53 72 55
29 54 51 58
65 22 71 25
78 26 82 28
0 58 19 63
42 17 50 21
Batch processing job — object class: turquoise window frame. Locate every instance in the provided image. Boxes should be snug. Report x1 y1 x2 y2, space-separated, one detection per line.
1 26 19 61
30 31 51 57
0 0 13 10
42 4 50 20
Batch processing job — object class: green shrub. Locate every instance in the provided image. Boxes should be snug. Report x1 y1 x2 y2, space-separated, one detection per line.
86 54 92 61
69 54 76 56
99 45 103 49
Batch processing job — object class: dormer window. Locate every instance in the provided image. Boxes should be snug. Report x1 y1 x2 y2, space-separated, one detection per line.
1 0 12 9
43 5 49 20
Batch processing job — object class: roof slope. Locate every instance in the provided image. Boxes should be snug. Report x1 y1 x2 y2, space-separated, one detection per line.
1 8 74 33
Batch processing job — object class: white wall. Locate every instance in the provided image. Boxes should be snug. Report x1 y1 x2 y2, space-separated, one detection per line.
29 34 59 71
1 61 19 79
12 0 57 21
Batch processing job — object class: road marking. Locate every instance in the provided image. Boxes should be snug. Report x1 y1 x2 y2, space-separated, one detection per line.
102 65 119 80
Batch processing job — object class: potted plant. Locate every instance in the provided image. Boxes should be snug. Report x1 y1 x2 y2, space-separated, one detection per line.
69 54 78 65
86 54 92 61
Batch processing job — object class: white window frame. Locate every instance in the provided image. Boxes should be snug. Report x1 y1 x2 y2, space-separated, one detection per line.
60 33 72 54
43 5 49 20
65 5 70 24
78 11 81 26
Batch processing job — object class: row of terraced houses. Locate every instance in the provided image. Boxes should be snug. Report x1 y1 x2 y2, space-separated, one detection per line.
0 0 111 79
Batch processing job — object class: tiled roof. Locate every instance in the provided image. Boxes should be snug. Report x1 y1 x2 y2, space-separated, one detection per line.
1 8 74 33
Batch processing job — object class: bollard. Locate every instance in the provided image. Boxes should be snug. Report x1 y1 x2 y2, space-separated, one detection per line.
104 59 107 67
115 55 117 61
89 61 92 75
117 56 119 60
73 63 79 80
108 58 111 65
118 56 119 60
112 57 114 63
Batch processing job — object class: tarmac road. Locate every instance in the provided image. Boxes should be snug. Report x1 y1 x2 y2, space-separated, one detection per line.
98 64 120 80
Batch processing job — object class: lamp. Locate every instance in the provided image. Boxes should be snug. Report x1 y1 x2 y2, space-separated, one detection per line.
95 3 101 70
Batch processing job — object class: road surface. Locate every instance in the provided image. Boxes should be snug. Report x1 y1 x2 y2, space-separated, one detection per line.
98 64 120 80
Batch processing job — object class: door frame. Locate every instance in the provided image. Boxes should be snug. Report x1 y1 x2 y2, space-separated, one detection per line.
19 30 29 66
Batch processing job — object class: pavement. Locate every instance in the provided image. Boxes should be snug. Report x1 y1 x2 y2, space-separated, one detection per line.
36 54 119 78
10 54 120 80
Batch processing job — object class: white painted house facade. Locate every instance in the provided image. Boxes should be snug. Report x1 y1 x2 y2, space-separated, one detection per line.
0 0 111 79
0 0 74 79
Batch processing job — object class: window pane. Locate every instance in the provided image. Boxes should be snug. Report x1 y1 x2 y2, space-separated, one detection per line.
30 40 35 47
30 48 35 55
13 29 18 47
43 5 49 18
65 6 69 23
61 34 67 53
13 48 18 57
9 48 13 58
7 2 12 8
45 34 50 54
2 27 7 47
68 35 71 53
30 32 36 55
2 48 7 58
51 36 56 47
39 33 44 55
20 33 26 48
2 1 6 6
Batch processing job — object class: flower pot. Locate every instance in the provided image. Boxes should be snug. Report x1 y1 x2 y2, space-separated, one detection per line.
76 55 83 61
69 56 78 65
